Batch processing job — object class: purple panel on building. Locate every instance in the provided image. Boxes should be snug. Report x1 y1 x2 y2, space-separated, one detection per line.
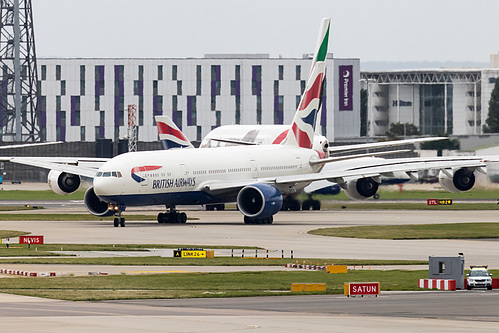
211 81 216 97
234 81 240 96
99 126 105 138
216 65 221 81
256 81 262 96
60 127 66 141
138 81 143 96
338 65 353 111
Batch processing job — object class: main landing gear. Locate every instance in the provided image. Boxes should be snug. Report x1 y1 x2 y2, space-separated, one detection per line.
244 216 273 225
158 205 187 224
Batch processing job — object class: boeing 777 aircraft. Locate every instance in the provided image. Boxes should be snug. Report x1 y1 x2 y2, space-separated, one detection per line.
0 18 488 227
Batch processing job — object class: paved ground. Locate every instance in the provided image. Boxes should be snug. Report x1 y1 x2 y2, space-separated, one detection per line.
0 291 498 332
1 209 498 266
1 204 499 331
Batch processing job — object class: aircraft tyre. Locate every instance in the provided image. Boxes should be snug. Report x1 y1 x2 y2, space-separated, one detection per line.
114 218 119 227
282 198 301 211
243 216 273 225
120 218 125 227
312 200 321 210
157 211 187 224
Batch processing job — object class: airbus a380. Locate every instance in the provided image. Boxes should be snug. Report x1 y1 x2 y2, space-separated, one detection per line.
0 18 488 227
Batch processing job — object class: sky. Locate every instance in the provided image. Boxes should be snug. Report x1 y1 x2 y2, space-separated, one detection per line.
32 0 499 63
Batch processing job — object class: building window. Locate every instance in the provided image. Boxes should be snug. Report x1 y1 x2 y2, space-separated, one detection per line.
177 81 182 95
80 126 86 141
60 80 66 95
41 65 46 80
196 65 202 95
296 65 301 80
56 65 61 80
172 65 177 80
278 65 284 80
158 65 163 80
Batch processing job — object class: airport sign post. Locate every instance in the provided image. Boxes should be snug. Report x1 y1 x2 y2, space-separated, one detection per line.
344 282 380 297
173 248 214 258
19 236 44 248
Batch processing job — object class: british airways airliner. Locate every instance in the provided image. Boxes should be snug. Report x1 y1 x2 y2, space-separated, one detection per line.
0 18 487 227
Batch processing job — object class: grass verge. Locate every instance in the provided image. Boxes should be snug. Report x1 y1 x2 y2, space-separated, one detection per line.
0 256 427 266
309 222 499 240
0 270 431 301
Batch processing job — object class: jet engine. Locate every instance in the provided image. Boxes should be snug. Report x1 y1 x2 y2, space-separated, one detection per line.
438 168 475 193
84 187 115 216
47 170 81 195
343 177 379 200
237 183 283 219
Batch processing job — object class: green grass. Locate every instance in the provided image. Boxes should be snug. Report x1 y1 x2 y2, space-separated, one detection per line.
309 222 499 240
0 206 42 211
0 214 163 221
0 230 30 239
319 202 499 210
0 190 85 200
0 269 435 301
0 256 427 266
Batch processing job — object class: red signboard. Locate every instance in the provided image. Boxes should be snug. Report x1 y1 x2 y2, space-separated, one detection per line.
19 236 44 244
427 199 439 206
347 282 380 296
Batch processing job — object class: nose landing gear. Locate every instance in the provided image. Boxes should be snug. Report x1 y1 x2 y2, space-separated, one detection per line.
110 203 126 227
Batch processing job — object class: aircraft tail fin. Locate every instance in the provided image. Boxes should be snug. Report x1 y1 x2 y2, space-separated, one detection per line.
154 115 194 149
284 18 330 149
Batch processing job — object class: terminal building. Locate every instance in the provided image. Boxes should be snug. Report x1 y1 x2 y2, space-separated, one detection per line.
37 55 360 145
35 54 499 147
361 55 499 138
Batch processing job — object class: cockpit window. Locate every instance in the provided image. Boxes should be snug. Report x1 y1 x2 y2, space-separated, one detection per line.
96 171 122 178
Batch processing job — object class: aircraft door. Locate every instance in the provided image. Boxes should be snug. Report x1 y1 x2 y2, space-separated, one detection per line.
251 160 258 179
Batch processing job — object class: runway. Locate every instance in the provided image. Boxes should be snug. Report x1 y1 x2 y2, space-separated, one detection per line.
0 291 498 332
1 209 498 267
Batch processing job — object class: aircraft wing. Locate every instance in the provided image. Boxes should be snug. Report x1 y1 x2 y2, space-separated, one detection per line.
201 156 485 195
0 157 109 178
274 156 486 185
329 137 447 153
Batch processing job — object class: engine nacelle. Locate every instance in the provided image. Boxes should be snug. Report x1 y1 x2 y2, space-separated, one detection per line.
237 183 283 219
84 186 115 216
343 177 379 200
438 168 475 193
47 170 81 195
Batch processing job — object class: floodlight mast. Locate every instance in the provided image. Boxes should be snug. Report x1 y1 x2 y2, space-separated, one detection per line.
0 0 41 142
127 104 138 152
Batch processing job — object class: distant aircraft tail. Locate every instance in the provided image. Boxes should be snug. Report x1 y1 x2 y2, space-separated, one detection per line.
284 18 330 149
154 115 194 149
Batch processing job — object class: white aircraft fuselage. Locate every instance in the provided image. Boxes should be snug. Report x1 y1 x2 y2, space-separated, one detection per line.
93 144 323 207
